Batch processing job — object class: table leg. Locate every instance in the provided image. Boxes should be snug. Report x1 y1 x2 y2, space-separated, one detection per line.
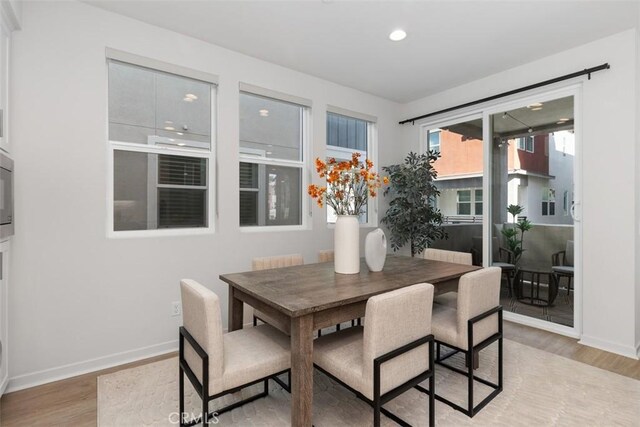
291 314 314 426
228 287 244 332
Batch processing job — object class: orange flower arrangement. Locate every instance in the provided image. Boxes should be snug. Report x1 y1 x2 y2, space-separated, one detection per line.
308 152 388 216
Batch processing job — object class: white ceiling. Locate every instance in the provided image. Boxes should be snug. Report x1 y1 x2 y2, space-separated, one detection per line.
85 0 639 103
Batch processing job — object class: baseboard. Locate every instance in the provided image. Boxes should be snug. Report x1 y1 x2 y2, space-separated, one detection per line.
0 372 8 396
6 339 178 393
503 311 580 338
578 335 639 360
5 322 256 394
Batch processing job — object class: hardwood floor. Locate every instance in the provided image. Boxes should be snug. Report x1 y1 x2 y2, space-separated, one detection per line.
1 322 638 426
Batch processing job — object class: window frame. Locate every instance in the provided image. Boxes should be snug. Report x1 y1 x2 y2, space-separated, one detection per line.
106 55 217 239
238 90 311 232
426 128 441 154
541 187 556 217
325 110 378 228
456 188 483 217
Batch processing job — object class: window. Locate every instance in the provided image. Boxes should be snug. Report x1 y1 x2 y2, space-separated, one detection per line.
516 136 534 152
427 129 441 154
326 110 376 224
239 90 308 228
542 188 556 216
456 188 483 216
563 190 571 216
108 56 216 233
474 189 483 215
457 190 471 215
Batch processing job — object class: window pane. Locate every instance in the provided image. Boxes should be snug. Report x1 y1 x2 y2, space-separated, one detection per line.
114 150 207 231
428 130 441 153
475 202 483 215
549 202 555 216
108 61 211 149
158 155 206 186
458 203 471 215
542 202 548 216
239 92 302 161
327 113 367 150
158 188 206 228
239 162 302 226
457 190 471 202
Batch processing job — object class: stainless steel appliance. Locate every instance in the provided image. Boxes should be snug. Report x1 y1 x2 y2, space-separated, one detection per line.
0 153 12 239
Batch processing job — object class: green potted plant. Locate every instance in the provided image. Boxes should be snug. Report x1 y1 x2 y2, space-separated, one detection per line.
501 204 532 265
381 152 447 257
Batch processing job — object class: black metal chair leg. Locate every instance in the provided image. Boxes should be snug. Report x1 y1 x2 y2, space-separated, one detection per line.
429 340 435 427
467 350 474 416
179 365 185 427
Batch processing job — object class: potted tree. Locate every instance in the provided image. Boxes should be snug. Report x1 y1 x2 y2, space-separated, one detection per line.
501 204 532 265
381 152 446 257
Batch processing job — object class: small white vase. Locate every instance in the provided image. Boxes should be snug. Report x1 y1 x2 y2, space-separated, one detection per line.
365 228 387 272
334 215 360 274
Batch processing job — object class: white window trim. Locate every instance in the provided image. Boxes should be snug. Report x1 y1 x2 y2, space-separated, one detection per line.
424 128 441 153
239 104 311 232
106 63 217 238
455 187 483 216
325 117 379 229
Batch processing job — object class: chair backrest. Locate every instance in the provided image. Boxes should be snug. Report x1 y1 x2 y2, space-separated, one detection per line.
423 248 472 265
471 236 501 264
252 254 304 271
318 250 334 263
456 267 501 348
180 280 224 388
565 240 574 266
362 283 434 396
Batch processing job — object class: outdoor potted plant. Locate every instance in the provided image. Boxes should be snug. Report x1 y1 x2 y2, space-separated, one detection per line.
501 204 532 266
381 151 446 257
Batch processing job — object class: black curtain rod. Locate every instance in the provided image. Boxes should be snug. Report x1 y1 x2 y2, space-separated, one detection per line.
399 63 610 125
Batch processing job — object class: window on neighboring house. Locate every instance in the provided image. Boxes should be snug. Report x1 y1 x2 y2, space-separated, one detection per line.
326 110 376 224
457 188 483 216
542 188 556 216
108 57 215 233
457 190 471 215
474 189 483 215
239 90 308 228
427 129 441 154
517 136 534 152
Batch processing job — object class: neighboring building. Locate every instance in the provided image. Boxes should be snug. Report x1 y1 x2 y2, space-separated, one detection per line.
428 128 574 225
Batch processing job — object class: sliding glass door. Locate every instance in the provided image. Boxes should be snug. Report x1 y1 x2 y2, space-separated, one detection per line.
422 87 580 337
489 94 576 330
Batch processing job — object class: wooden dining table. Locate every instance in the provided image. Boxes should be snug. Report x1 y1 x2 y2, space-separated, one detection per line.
220 255 480 426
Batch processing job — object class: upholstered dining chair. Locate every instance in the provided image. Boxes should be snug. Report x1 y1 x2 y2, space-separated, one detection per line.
179 280 291 426
318 249 334 263
314 283 436 427
424 248 473 309
251 254 304 329
421 267 502 418
552 240 574 296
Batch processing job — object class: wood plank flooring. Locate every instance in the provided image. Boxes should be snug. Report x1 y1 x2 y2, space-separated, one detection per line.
1 322 638 426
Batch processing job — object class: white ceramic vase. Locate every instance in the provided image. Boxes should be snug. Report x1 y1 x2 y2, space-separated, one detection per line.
365 228 387 272
334 215 360 274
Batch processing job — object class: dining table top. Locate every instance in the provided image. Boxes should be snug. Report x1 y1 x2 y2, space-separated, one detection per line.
220 255 480 318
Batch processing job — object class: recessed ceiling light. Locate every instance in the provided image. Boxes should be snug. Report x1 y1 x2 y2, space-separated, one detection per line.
185 93 198 100
531 107 543 111
527 102 543 108
183 97 194 102
164 126 175 131
259 109 269 117
558 118 569 122
177 143 186 146
389 29 407 42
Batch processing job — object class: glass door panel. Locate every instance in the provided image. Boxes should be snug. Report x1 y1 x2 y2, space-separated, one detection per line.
490 95 575 328
424 117 484 261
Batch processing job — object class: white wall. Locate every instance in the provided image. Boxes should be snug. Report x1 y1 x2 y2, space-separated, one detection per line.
636 9 640 358
8 1 403 390
400 30 638 358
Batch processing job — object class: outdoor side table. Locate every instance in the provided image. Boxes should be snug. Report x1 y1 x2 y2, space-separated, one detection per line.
514 268 559 307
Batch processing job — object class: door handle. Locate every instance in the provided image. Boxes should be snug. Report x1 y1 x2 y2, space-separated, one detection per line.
570 201 580 222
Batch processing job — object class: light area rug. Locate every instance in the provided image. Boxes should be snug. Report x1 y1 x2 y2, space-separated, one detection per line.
98 339 640 426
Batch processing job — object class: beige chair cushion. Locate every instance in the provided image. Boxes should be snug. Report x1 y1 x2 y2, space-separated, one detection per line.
432 267 501 350
221 324 291 394
252 254 304 270
318 249 334 263
252 254 304 326
315 283 434 401
180 280 224 394
423 248 473 265
181 280 291 396
433 291 458 309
